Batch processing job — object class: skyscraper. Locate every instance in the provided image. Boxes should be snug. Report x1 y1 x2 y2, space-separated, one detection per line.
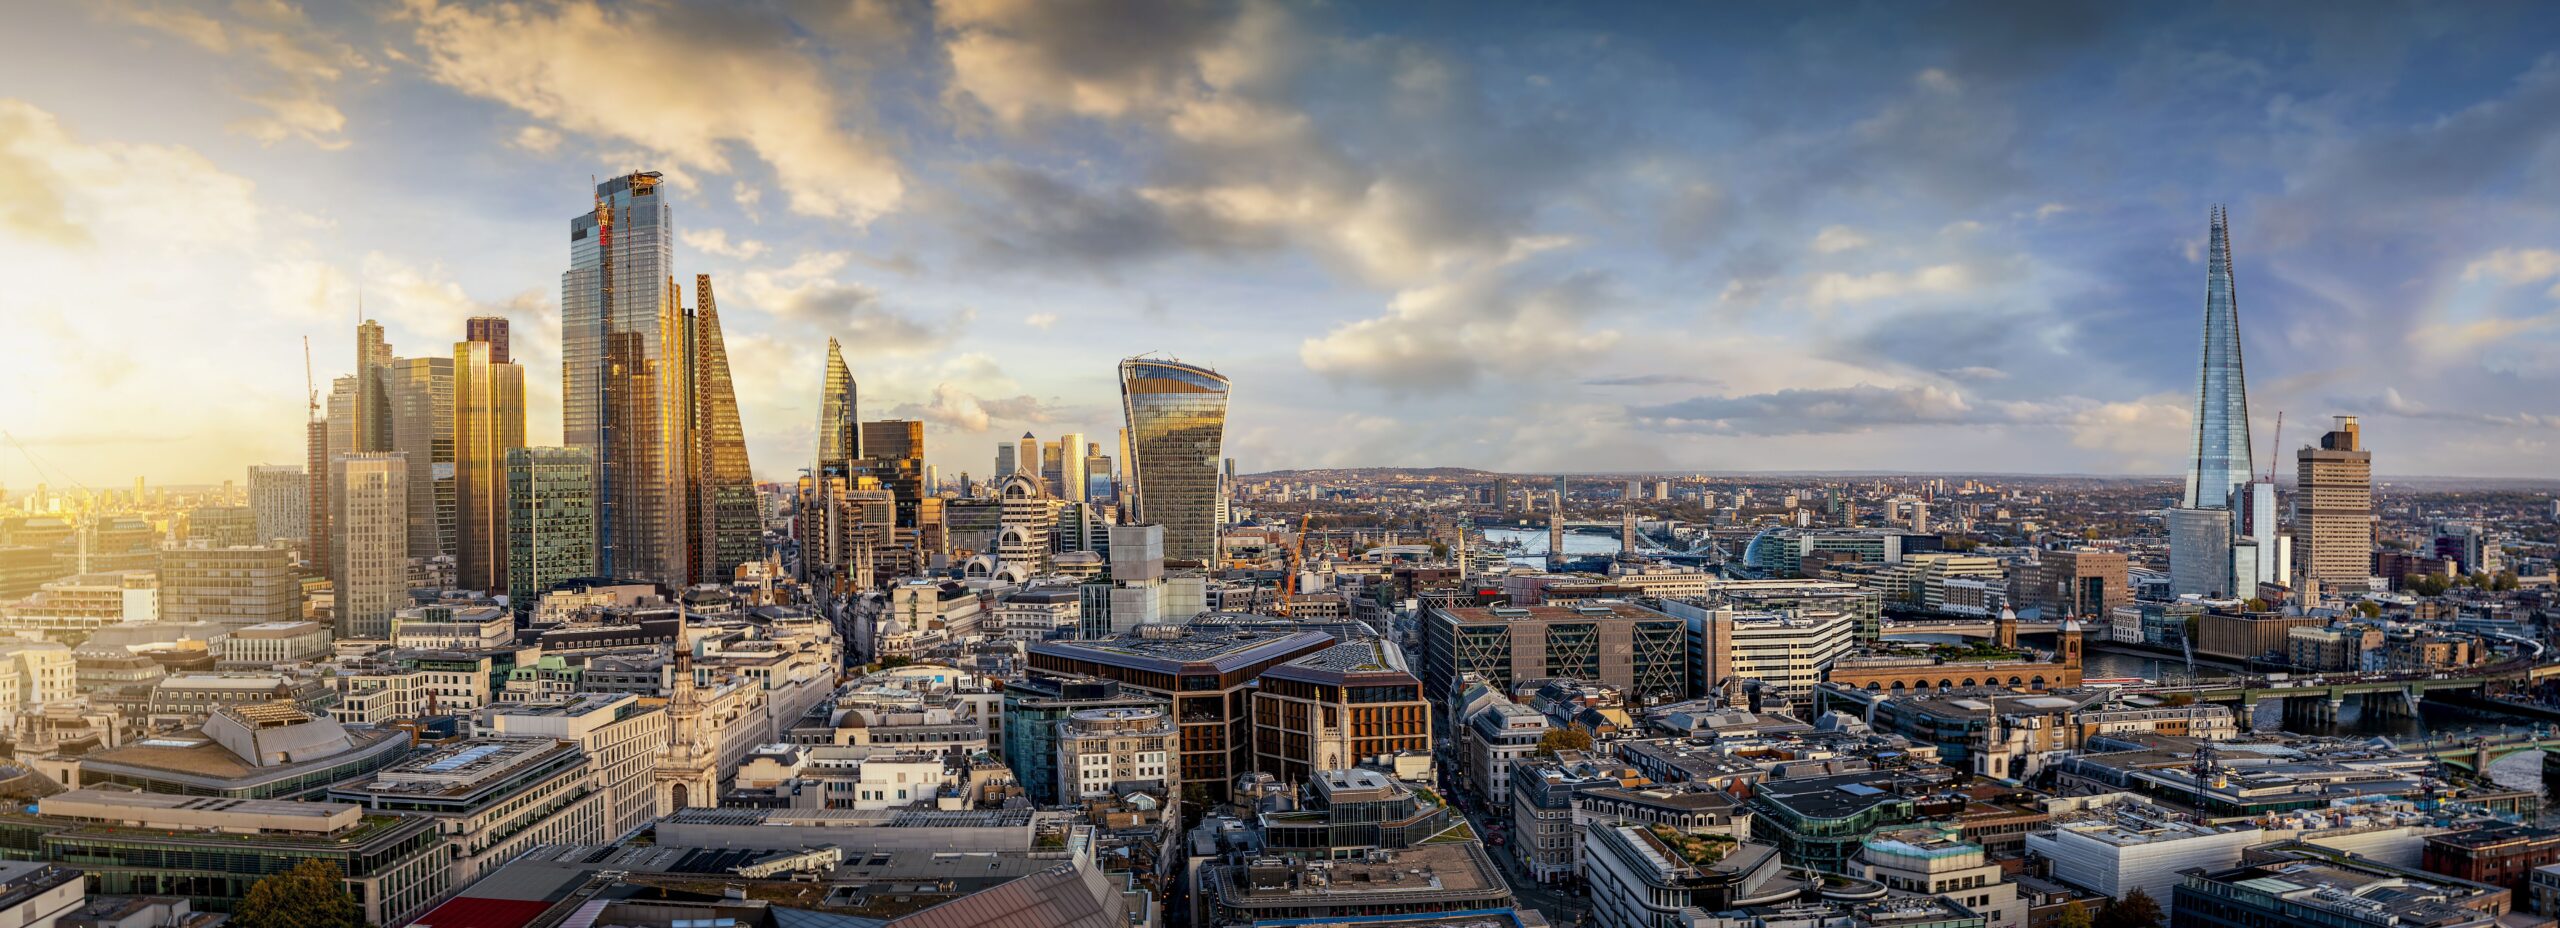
330 452 407 639
247 464 306 546
389 355 456 560
563 172 687 585
1058 432 1088 504
2184 206 2254 510
506 447 596 614
455 328 527 593
1040 438 1066 498
2170 207 2259 598
465 316 511 365
994 443 1016 480
354 320 393 454
816 337 858 476
1118 357 1230 564
1016 432 1040 477
689 276 759 584
2297 416 2373 589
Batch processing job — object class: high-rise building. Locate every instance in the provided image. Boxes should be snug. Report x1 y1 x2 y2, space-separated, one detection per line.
563 172 687 585
1118 358 1230 565
2171 207 2264 599
859 419 926 530
388 355 455 560
330 452 408 639
1016 432 1040 477
1058 432 1088 505
464 316 510 365
1085 451 1114 502
687 276 758 584
355 320 393 454
2296 416 2373 588
2184 207 2254 510
454 332 526 593
816 337 858 476
247 465 306 545
161 545 301 627
506 447 596 613
994 442 1016 479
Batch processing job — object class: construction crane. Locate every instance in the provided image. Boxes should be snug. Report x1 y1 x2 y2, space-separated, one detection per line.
304 335 319 422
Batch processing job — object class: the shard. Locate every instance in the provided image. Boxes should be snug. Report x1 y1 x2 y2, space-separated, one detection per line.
2183 206 2253 510
689 275 760 584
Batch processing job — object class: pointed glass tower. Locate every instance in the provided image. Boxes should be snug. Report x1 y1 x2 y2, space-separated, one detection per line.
689 275 759 583
2184 206 2253 510
816 338 859 475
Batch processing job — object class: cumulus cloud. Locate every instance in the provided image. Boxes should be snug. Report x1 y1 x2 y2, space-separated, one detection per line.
682 227 767 261
1811 226 1869 254
1805 263 1975 310
735 251 966 354
2463 248 2560 294
1301 248 1620 395
1631 384 2024 435
400 0 904 222
1024 313 1057 330
0 99 261 250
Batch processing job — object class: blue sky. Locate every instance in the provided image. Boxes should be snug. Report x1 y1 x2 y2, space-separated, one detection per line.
6 1 2560 486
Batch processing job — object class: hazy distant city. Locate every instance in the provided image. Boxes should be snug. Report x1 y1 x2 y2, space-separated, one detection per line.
10 6 2560 928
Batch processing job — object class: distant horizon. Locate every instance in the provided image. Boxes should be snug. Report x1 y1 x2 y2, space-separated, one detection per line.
11 5 2560 484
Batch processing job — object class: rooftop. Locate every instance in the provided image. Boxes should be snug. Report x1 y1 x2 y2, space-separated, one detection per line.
1030 627 1332 676
1436 601 1674 624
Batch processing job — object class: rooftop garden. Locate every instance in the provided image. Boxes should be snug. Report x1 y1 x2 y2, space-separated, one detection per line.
1421 820 1478 845
1647 824 1737 867
1925 643 2028 662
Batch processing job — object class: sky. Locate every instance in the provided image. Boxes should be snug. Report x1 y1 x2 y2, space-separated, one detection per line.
6 1 2560 488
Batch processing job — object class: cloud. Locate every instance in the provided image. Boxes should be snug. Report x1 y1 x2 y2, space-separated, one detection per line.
1582 373 1719 388
2348 388 2560 429
1302 247 1619 395
400 0 904 223
1811 226 1869 254
888 383 1060 434
102 1 372 149
735 251 966 354
1805 263 1975 310
0 99 260 250
682 227 767 261
2463 248 2560 288
510 125 561 154
1024 313 1057 330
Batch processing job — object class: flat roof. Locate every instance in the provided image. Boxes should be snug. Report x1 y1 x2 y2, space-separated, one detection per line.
1031 628 1332 676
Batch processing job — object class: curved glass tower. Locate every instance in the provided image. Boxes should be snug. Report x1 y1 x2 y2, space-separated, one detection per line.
817 337 858 476
2184 206 2253 510
1119 358 1230 564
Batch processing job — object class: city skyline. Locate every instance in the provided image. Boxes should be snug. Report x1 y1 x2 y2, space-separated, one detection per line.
11 4 2560 486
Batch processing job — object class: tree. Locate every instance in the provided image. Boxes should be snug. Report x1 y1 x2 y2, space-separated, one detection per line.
2055 901 2093 928
1534 728 1592 757
233 860 363 928
2095 887 2165 928
2408 574 2451 597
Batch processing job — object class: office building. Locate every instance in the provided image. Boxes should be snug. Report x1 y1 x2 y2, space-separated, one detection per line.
2184 207 2255 510
1028 624 1331 801
1856 827 2023 928
185 506 257 548
328 737 604 886
475 694 670 840
2174 845 2504 928
817 337 858 474
246 464 306 545
354 319 393 454
994 442 1016 479
1053 706 1175 801
224 620 332 665
2424 825 2560 904
1015 431 1040 478
2296 417 2374 588
562 172 688 585
1057 431 1087 503
0 789 448 926
1674 604 1857 701
77 703 412 800
506 447 596 613
2168 507 2234 598
2023 797 2264 916
454 328 526 593
1002 675 1166 805
465 314 511 363
329 452 407 639
2020 548 2127 619
158 544 301 627
1584 823 1807 928
1419 602 1690 712
1118 358 1230 564
388 354 456 560
1251 638 1431 783
687 276 759 584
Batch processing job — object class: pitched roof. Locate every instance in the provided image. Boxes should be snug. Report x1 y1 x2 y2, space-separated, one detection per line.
881 863 1125 928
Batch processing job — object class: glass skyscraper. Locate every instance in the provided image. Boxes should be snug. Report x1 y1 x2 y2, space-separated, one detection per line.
689 276 759 583
817 337 858 475
563 173 686 583
455 326 525 593
2184 206 2254 510
506 446 597 614
1118 357 1230 564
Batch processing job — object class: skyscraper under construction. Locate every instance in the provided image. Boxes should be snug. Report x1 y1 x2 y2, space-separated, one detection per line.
562 173 756 587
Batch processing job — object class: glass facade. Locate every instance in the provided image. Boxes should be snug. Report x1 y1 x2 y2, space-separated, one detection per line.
690 276 759 583
563 173 684 582
454 339 525 593
2185 206 2254 510
1118 358 1230 564
506 447 597 613
816 337 858 474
